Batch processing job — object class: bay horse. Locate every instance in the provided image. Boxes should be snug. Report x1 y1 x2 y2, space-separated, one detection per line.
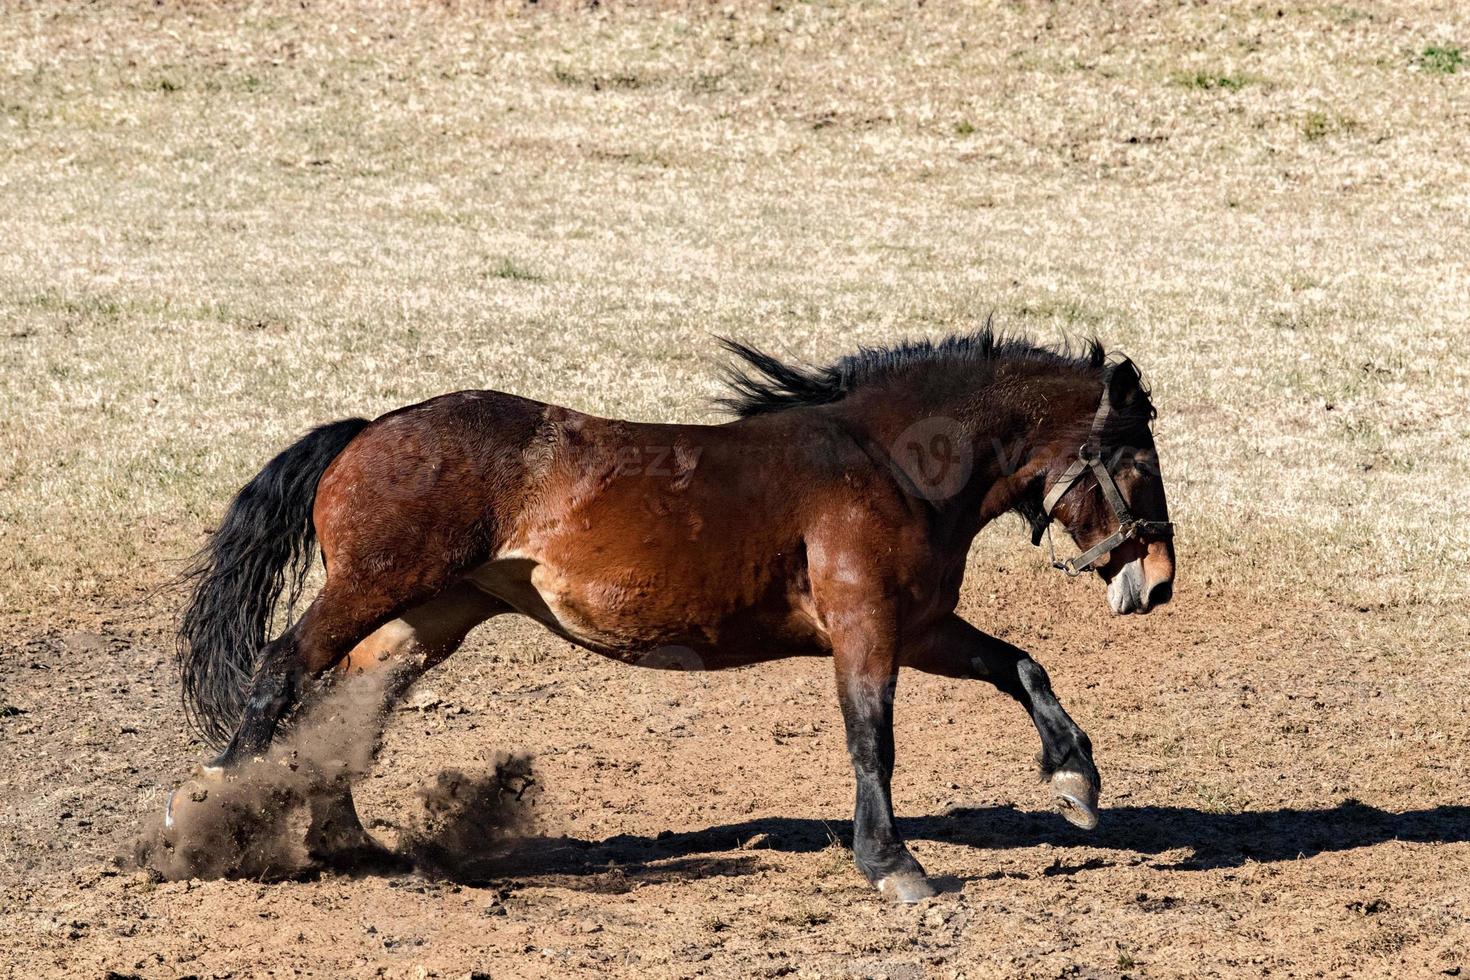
173 329 1174 902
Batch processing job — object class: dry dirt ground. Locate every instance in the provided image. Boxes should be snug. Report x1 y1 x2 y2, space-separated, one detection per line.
4 584 1469 978
2 2 1469 978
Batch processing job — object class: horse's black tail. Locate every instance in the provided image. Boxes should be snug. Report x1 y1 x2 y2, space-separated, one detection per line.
176 417 370 748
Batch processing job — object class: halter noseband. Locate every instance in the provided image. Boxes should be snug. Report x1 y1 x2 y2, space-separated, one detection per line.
1030 360 1174 577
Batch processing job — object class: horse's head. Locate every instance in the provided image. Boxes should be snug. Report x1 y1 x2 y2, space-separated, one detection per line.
1029 357 1175 615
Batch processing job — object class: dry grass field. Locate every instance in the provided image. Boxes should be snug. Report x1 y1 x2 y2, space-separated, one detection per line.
2 1 1469 977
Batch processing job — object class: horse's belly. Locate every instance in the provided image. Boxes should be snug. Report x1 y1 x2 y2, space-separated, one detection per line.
464 555 814 665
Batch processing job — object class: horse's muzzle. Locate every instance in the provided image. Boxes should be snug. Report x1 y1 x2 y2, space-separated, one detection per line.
1107 558 1174 615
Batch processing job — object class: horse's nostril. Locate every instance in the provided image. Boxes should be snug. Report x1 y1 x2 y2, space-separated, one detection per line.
1146 579 1173 609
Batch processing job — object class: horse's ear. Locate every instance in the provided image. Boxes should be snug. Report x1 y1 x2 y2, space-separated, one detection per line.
1104 356 1143 410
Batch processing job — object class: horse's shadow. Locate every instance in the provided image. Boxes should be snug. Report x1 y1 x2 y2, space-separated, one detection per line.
410 800 1470 891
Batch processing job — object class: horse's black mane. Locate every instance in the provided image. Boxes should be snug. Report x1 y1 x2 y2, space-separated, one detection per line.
716 327 1110 418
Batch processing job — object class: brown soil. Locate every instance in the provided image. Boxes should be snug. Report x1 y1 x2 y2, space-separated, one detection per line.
2 576 1466 979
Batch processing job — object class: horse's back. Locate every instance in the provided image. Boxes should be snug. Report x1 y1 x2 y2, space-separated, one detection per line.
487 408 847 661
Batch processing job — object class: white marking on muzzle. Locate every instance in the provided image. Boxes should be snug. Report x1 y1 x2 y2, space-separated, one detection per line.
1107 558 1147 615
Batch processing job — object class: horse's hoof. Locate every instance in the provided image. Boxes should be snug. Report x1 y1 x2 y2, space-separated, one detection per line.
164 782 212 830
1051 770 1100 830
165 766 229 830
875 871 937 904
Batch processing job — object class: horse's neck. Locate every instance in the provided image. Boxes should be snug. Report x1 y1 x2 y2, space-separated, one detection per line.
840 386 1048 533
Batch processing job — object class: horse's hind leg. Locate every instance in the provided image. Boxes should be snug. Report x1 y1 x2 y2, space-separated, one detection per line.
332 581 511 743
304 582 511 866
207 578 402 772
906 614 1101 830
180 581 506 853
165 577 404 837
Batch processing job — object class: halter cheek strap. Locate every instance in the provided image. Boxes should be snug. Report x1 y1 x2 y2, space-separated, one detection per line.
1032 361 1174 577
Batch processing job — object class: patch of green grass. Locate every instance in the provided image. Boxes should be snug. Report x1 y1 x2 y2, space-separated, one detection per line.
202 73 265 94
485 258 543 282
953 119 976 136
1175 70 1251 91
1301 109 1357 141
1418 45 1463 74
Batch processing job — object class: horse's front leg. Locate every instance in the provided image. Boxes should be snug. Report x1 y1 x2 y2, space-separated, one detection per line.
907 613 1101 829
827 607 936 903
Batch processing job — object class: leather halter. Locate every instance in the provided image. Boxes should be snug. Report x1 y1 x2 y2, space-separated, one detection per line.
1030 361 1174 577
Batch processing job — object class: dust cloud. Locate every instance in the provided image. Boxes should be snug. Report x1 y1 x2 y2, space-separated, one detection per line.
128 673 536 882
